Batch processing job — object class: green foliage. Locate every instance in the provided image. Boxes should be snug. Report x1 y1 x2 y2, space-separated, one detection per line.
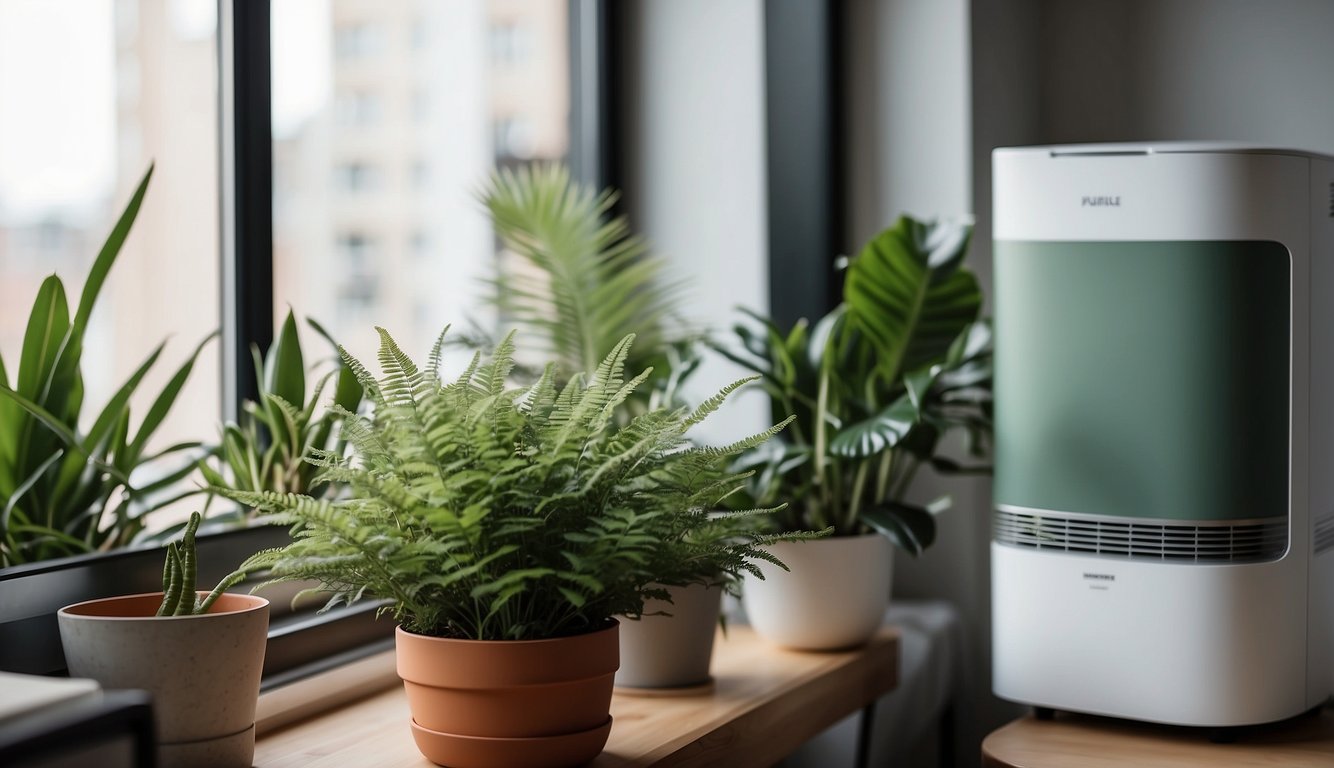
156 512 250 616
479 164 700 410
196 310 362 520
227 329 800 640
715 215 993 553
0 167 215 567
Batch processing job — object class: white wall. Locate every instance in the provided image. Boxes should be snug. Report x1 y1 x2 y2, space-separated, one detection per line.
619 0 770 445
846 0 972 246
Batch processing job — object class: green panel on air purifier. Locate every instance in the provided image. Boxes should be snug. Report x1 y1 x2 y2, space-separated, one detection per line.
994 240 1290 522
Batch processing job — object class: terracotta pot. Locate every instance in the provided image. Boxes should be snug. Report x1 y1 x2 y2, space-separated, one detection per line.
396 621 618 768
58 591 269 768
616 583 722 689
743 533 892 650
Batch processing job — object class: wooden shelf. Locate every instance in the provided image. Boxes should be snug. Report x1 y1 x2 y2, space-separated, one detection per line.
255 625 899 768
983 709 1334 768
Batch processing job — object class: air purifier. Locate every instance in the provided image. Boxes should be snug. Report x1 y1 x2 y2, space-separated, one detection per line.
992 142 1334 727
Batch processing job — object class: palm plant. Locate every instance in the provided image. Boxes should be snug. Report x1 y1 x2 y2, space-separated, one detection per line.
479 164 699 410
225 328 803 640
716 215 993 554
195 310 362 523
0 167 215 567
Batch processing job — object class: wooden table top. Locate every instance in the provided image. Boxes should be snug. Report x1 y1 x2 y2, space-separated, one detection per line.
255 625 899 768
983 709 1334 768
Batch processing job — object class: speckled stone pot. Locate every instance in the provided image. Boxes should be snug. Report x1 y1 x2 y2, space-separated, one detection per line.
58 592 269 768
615 583 722 689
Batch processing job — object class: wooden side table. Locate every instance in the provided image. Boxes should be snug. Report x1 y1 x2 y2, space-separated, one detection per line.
255 625 899 768
982 708 1334 768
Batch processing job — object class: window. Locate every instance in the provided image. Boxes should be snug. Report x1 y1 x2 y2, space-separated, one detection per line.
0 0 221 519
1 0 610 685
272 0 570 366
335 90 382 126
335 161 379 192
489 20 532 66
334 21 383 60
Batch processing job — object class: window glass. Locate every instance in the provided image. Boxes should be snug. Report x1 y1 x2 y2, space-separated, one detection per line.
272 0 569 366
0 0 220 528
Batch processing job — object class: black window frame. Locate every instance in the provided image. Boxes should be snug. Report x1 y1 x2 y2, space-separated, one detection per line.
0 0 621 686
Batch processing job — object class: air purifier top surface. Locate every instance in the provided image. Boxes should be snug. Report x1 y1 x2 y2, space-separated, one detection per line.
995 141 1334 162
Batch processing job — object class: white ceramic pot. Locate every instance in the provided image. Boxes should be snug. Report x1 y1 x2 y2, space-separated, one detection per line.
616 583 723 689
743 534 892 650
58 591 269 768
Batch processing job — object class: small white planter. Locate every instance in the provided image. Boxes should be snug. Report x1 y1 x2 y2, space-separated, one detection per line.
743 534 892 650
616 583 723 689
58 591 269 768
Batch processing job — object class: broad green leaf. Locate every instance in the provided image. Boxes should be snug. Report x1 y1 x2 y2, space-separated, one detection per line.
861 501 936 556
829 394 918 458
844 216 980 383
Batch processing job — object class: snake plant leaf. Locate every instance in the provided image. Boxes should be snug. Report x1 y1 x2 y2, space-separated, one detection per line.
127 331 218 465
844 215 981 383
45 166 154 433
0 350 12 475
11 278 74 486
861 500 936 556
50 340 166 504
267 311 306 418
1 449 65 540
74 166 153 335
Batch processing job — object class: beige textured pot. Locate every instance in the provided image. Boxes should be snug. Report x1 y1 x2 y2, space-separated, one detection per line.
616 583 723 689
743 534 892 650
57 592 269 768
396 621 618 768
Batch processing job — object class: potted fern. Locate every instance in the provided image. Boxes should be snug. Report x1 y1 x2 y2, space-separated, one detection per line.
717 215 993 650
57 512 267 768
480 166 784 690
225 329 792 768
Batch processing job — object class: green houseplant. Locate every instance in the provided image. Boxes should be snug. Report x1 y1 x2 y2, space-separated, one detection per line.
58 512 268 768
478 164 700 411
225 328 793 767
195 309 362 528
716 214 993 649
0 167 215 567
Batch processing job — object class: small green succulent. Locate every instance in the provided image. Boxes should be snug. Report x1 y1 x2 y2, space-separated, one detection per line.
155 512 249 616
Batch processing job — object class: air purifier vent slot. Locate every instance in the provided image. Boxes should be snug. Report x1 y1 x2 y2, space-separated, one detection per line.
1316 516 1334 554
994 508 1287 563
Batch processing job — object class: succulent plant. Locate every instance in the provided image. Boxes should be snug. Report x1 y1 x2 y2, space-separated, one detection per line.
155 512 248 616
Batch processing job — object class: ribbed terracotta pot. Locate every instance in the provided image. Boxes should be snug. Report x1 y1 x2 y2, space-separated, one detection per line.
396 620 619 768
743 534 892 650
616 583 722 689
57 591 269 768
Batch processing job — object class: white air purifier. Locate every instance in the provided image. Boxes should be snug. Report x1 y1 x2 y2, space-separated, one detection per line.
992 142 1334 727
